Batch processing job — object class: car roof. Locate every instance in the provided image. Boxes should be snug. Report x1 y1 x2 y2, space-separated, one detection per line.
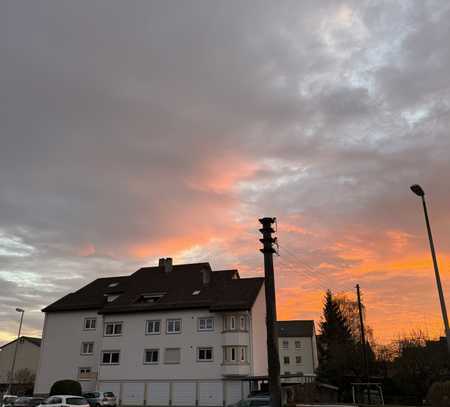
50 396 84 398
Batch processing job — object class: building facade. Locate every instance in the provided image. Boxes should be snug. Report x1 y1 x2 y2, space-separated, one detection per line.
0 336 41 392
34 260 268 406
277 320 318 383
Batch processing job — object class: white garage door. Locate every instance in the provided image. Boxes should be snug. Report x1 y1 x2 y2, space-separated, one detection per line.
146 383 170 406
123 383 145 406
172 382 196 406
198 382 223 406
99 383 121 400
225 381 242 405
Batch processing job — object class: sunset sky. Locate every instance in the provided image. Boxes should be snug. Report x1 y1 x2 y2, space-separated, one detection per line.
1 0 450 346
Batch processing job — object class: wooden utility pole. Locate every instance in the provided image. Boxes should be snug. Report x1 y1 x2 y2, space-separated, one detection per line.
259 217 281 407
356 284 370 404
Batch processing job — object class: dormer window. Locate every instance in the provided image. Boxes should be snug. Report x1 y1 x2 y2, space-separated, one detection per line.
108 282 119 288
135 293 165 304
192 290 201 296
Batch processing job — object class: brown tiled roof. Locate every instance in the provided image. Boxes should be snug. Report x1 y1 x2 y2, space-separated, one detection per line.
42 262 264 314
277 320 315 337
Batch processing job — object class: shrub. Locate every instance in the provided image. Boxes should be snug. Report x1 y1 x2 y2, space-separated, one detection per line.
428 381 450 407
49 379 82 396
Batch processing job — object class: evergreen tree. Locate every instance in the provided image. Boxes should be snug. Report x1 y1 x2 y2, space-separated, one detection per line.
317 290 359 399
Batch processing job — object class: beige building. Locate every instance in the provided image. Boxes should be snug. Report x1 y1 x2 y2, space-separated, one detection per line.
0 336 41 390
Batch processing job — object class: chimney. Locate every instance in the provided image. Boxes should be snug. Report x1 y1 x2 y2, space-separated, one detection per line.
164 257 173 274
201 268 212 286
159 258 165 268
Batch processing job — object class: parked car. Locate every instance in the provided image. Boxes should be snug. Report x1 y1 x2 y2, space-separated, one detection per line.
37 396 89 407
14 398 45 407
230 394 270 407
1 395 18 407
82 392 116 407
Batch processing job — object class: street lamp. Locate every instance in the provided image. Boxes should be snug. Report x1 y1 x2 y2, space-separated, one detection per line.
7 308 25 395
410 184 450 353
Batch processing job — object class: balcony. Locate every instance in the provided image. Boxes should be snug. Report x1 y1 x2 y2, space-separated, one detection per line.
221 363 250 377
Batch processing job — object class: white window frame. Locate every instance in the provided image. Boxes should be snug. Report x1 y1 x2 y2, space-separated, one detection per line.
230 316 236 330
81 342 94 355
104 322 123 336
282 340 289 349
144 349 159 364
164 348 181 364
295 340 301 349
198 317 214 332
197 347 213 362
145 320 161 335
84 318 97 331
166 319 182 334
239 315 247 331
223 346 248 364
78 367 92 380
101 350 120 365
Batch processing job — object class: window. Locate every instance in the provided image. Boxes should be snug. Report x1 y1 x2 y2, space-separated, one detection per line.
108 282 119 288
284 356 290 364
135 293 165 304
198 317 214 331
164 348 181 364
145 320 161 335
295 340 301 349
239 316 247 331
78 367 92 380
282 340 289 349
106 294 120 303
296 356 302 364
101 351 120 365
67 398 90 406
223 346 247 364
47 398 63 405
230 316 236 330
166 319 181 334
192 290 201 295
240 347 246 362
144 349 159 364
84 318 96 330
104 322 122 336
81 342 94 355
197 347 213 361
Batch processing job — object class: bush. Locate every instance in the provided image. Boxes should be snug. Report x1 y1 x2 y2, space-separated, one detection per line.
428 381 450 407
49 379 82 396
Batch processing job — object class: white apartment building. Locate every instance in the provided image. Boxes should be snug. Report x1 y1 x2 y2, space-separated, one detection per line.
277 320 318 383
34 259 268 406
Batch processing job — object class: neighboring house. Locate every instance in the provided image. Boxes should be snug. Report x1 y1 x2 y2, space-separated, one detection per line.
277 320 318 383
34 259 268 407
0 336 41 391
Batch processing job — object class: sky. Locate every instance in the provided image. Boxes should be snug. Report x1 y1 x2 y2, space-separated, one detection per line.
1 0 450 346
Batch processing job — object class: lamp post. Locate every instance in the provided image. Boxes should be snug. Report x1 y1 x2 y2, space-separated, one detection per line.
7 308 24 395
410 184 450 353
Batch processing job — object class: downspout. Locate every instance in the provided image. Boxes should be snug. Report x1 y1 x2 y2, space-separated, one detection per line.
247 310 254 377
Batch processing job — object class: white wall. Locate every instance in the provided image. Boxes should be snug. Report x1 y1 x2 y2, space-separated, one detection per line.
250 283 268 377
278 335 316 375
34 311 103 395
0 339 40 383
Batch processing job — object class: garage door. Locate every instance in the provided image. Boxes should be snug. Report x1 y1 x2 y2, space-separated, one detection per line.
199 382 223 406
99 383 121 400
172 382 196 406
225 381 242 405
146 383 170 406
122 383 145 406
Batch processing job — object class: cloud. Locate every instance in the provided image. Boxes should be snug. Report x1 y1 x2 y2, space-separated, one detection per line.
1 0 450 344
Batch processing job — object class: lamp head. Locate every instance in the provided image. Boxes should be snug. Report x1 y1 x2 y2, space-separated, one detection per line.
16 308 24 313
410 184 425 197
